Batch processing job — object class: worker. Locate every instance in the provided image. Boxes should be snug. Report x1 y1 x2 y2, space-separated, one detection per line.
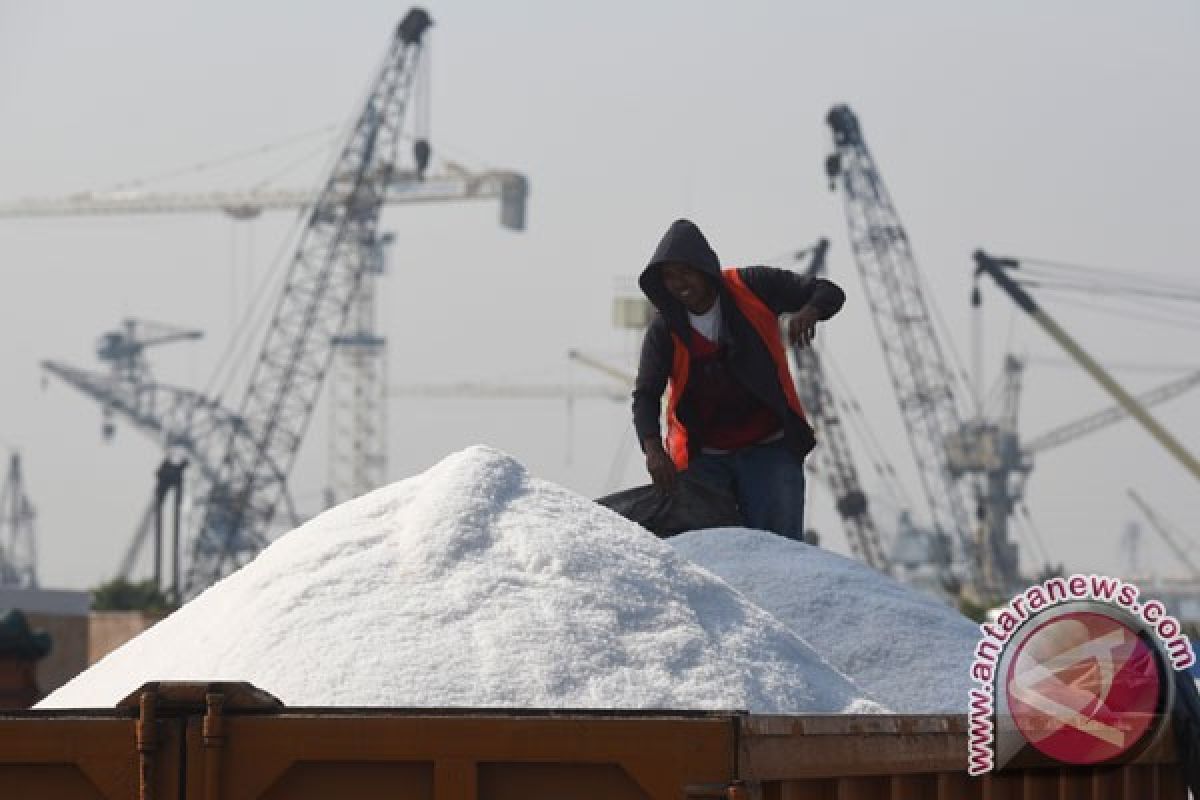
633 219 845 540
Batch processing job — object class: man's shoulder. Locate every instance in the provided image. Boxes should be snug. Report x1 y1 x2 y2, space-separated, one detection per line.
723 265 790 300
642 313 674 345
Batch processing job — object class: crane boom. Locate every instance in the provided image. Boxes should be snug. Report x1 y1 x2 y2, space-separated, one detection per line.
389 382 626 400
40 361 249 490
566 349 636 385
825 105 977 585
974 251 1200 486
186 10 435 591
0 169 527 230
1024 368 1200 454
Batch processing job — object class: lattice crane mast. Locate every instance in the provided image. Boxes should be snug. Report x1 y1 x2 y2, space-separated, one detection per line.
824 105 979 591
12 16 527 510
39 9 451 597
0 451 38 588
1024 368 1200 455
788 240 890 572
185 9 439 591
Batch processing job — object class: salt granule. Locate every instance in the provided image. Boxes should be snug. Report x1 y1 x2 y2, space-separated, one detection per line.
670 528 979 712
40 447 883 713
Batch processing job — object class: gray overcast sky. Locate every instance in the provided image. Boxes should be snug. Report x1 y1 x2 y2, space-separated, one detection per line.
1 1 1197 590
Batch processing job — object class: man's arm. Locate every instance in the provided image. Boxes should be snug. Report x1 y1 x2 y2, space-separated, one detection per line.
632 318 678 490
737 265 846 319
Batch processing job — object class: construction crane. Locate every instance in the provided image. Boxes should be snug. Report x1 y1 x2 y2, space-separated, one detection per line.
974 250 1200 486
389 382 626 401
0 165 527 228
566 349 638 386
0 452 38 588
824 105 980 592
941 351 1029 591
39 360 274 516
96 318 203 387
1127 490 1200 581
38 8 519 596
787 240 890 572
180 8 440 591
327 231 393 505
85 318 205 439
1024 368 1200 454
10 24 527 510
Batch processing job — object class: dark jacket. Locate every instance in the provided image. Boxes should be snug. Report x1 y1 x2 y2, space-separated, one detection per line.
633 218 846 463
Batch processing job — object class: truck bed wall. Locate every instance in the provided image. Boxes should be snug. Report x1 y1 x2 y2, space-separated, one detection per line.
0 682 1187 800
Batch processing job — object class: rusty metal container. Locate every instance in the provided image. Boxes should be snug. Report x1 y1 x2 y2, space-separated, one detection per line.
0 681 1187 799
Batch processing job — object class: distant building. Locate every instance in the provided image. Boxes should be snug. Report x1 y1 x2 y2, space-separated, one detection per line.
0 609 52 708
0 587 165 707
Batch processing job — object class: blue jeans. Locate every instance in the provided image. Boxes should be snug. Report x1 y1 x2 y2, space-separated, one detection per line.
684 438 807 540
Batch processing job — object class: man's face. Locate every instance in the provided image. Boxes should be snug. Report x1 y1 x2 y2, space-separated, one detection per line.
660 262 717 314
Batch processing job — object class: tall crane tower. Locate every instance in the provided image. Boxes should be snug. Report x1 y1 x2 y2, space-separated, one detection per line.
788 240 890 571
5 27 527 509
36 9 524 596
824 105 980 592
194 8 432 589
0 452 38 588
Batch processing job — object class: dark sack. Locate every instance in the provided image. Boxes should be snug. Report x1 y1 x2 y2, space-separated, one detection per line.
596 476 741 538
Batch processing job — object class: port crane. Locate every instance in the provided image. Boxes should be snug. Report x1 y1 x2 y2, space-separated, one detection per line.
824 105 982 591
13 14 526 511
787 240 890 571
0 451 38 588
38 9 526 596
974 251 1200 486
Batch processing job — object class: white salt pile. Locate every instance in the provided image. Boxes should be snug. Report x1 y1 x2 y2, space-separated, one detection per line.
40 447 883 713
670 529 979 713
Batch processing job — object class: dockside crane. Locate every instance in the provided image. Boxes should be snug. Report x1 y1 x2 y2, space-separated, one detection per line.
974 250 1200 486
83 318 205 440
186 9 439 591
39 9 513 597
13 13 526 510
0 165 526 228
824 106 980 591
788 240 890 572
0 451 37 588
1023 368 1200 455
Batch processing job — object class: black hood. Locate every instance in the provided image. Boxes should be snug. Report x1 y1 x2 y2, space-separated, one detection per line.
639 219 723 322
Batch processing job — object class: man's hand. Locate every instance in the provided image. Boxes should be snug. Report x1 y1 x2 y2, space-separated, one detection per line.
786 306 822 350
643 438 677 493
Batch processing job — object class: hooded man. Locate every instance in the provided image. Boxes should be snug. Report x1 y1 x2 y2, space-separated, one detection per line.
633 218 846 539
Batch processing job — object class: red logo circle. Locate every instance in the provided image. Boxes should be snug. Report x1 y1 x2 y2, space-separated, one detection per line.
1005 611 1164 765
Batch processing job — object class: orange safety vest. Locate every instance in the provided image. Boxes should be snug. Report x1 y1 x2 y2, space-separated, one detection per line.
664 268 808 470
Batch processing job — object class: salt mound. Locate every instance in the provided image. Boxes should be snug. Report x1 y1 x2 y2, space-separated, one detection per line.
670 529 978 713
41 447 884 713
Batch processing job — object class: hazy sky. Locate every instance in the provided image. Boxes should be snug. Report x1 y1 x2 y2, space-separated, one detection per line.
1 1 1197 591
